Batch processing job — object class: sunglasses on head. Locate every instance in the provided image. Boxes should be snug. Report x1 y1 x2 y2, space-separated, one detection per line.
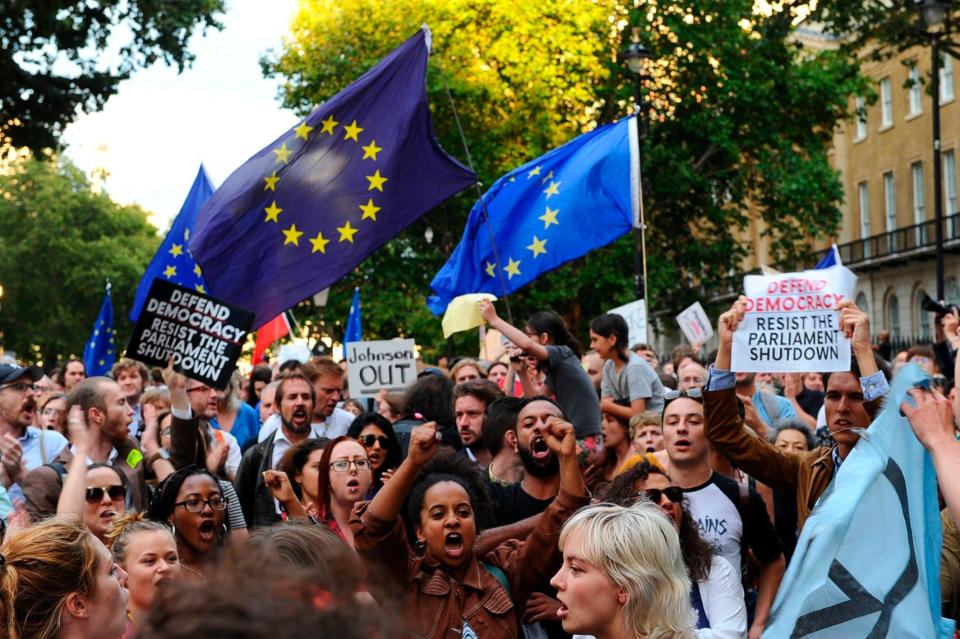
663 388 703 403
639 486 684 504
85 485 125 503
359 434 390 448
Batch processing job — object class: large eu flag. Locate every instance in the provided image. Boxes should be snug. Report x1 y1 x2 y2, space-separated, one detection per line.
83 283 116 376
427 116 639 315
130 165 213 322
190 27 477 328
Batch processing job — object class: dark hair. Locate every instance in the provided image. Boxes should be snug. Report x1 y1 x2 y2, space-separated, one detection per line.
65 376 111 417
401 374 455 426
278 439 330 501
671 345 699 373
347 412 403 487
590 314 630 360
605 462 714 582
526 310 582 359
274 373 316 409
405 449 494 542
516 395 566 428
482 396 525 456
148 466 222 523
87 462 127 493
823 352 892 390
247 365 273 407
453 379 504 408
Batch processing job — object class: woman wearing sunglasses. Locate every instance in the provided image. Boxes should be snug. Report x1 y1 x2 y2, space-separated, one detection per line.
312 435 373 548
348 413 402 497
606 462 748 638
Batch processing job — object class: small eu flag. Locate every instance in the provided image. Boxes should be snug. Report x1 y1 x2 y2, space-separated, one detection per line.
344 287 362 346
83 282 116 376
130 165 213 322
189 26 477 328
427 116 639 315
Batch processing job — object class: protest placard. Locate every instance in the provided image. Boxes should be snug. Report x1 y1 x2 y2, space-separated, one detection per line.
676 302 714 345
608 299 648 347
126 279 254 389
346 339 417 397
731 265 857 373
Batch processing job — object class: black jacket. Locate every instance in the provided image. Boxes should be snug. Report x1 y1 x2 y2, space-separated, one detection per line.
234 431 282 530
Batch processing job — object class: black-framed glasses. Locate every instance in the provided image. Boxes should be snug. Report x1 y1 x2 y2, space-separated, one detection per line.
86 485 126 503
663 388 703 403
186 385 216 394
0 382 40 393
330 459 372 472
175 496 228 512
359 434 390 448
640 486 684 504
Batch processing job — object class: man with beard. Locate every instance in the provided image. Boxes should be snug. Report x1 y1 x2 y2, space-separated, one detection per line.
453 379 503 467
22 375 146 521
486 397 566 526
0 364 69 495
234 373 320 528
257 358 353 442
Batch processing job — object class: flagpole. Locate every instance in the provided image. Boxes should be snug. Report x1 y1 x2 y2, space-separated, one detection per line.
434 59 515 326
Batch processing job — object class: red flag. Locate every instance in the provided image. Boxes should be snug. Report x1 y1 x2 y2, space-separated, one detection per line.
252 314 291 364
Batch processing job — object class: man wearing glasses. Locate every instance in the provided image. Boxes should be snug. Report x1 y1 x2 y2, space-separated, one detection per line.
0 364 68 499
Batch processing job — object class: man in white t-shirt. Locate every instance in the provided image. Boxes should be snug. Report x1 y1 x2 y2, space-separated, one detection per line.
258 357 354 442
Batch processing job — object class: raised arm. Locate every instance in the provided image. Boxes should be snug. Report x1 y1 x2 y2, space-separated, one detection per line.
902 388 960 526
480 300 549 362
56 406 90 518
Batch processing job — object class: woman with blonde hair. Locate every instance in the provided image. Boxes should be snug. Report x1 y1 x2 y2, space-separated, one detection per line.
551 501 696 639
0 516 129 639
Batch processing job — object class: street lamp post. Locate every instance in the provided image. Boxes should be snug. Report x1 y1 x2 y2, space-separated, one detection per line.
624 27 653 315
918 0 952 301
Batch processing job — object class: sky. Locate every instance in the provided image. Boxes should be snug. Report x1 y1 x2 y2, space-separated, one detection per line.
62 0 301 232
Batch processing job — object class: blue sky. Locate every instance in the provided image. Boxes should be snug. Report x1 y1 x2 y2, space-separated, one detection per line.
62 0 300 232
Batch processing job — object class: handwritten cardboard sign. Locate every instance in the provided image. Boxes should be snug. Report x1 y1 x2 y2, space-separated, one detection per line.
346 339 417 397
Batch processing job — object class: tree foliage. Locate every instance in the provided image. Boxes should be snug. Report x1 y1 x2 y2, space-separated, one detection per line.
0 0 224 153
0 156 159 365
265 0 868 357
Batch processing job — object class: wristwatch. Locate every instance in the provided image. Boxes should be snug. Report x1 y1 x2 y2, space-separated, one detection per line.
148 448 171 465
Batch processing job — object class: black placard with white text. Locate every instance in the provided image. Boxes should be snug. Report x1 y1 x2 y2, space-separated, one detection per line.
125 279 254 389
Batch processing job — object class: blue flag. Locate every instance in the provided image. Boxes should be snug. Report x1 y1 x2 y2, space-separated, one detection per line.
83 283 116 376
130 165 213 322
814 243 841 269
189 27 476 328
427 116 639 315
345 287 362 345
763 364 955 638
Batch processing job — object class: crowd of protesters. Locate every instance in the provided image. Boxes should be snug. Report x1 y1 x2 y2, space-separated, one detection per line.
0 299 959 639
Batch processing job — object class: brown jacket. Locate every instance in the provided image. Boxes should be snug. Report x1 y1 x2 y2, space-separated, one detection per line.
704 386 881 531
21 435 148 522
352 488 589 639
941 509 960 620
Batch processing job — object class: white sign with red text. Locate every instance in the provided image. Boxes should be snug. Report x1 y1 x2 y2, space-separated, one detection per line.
731 265 857 373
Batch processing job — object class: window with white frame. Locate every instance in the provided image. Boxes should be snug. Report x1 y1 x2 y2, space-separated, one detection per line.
945 150 958 215
855 291 869 313
916 290 932 340
887 294 901 340
881 77 893 127
884 171 897 231
909 63 922 115
941 53 955 103
855 96 868 140
858 181 871 240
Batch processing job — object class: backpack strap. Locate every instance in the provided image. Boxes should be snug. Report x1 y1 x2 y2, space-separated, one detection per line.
481 562 512 599
46 462 69 486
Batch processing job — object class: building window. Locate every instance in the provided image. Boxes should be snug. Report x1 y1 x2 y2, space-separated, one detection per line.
855 96 868 140
909 63 922 115
912 162 926 245
941 53 955 103
856 291 869 313
916 290 932 340
945 150 958 215
883 171 897 256
858 180 871 240
946 276 959 304
887 294 901 340
881 77 893 127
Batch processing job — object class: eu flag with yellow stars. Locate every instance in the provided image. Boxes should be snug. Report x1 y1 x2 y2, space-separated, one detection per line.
83 282 116 376
189 26 477 328
427 116 639 315
130 164 213 322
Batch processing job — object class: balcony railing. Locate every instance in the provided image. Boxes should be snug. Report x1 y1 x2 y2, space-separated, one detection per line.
819 212 960 268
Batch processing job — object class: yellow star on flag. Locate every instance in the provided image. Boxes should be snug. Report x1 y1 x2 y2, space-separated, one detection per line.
543 180 561 199
527 165 542 179
282 224 303 246
366 170 388 192
169 243 184 257
310 231 330 254
194 264 202 277
264 201 283 223
359 199 381 221
539 206 559 228
264 172 279 191
294 121 313 140
195 284 206 293
163 265 177 279
320 115 338 135
273 143 291 164
485 261 496 277
343 120 364 142
527 236 548 258
338 221 359 243
503 258 522 280
362 140 383 161
541 170 555 184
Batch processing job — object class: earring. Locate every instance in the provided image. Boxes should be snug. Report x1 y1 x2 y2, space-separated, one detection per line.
414 539 426 554
220 523 228 541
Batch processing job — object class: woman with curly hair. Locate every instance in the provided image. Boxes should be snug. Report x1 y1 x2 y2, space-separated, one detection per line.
605 462 747 638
